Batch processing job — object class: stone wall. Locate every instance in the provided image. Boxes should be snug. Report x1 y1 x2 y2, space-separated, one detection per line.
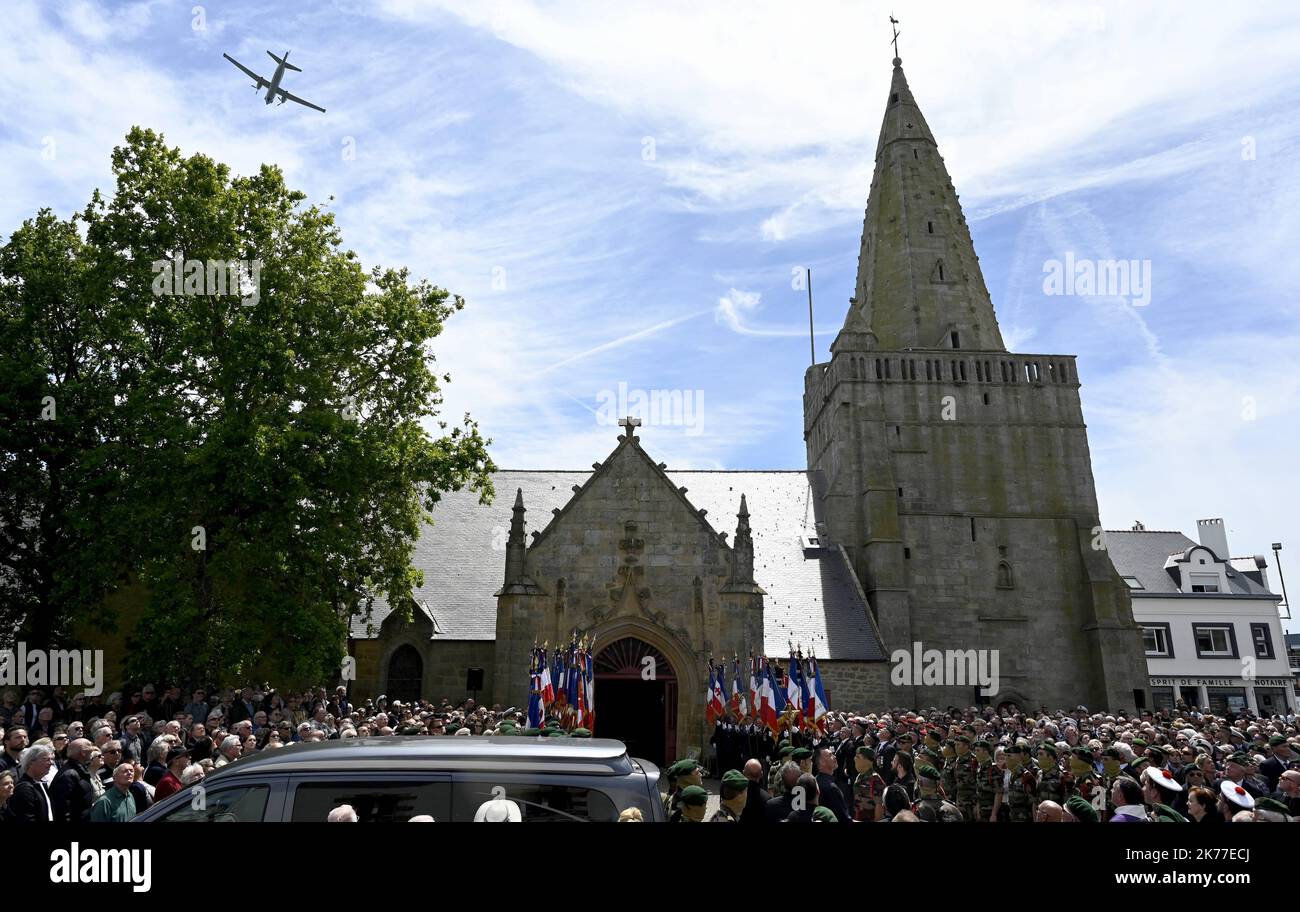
820 660 891 712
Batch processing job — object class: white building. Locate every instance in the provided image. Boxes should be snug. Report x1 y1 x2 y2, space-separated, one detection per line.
1105 518 1295 715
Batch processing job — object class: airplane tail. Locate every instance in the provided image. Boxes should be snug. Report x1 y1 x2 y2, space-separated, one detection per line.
267 49 302 72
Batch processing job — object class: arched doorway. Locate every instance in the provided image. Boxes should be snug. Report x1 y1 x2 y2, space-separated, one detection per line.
386 644 423 703
594 637 676 766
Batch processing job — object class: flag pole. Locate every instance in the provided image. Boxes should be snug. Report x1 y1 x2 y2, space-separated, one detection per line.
807 268 816 367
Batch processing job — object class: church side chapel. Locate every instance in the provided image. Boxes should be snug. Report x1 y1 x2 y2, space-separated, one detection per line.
350 50 1148 765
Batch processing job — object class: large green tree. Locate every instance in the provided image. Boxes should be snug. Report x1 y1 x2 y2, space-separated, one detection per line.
0 127 495 686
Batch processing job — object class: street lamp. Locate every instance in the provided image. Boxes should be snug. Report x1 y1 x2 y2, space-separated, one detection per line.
1272 543 1290 620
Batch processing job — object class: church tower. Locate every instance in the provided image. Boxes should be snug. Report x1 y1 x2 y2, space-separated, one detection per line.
805 53 1148 712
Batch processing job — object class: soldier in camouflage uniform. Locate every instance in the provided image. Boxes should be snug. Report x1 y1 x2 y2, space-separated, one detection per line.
852 745 887 822
912 763 963 822
708 769 748 822
663 758 702 817
1003 743 1038 823
768 743 793 795
1097 746 1126 821
940 740 958 802
974 739 1000 822
1035 743 1065 809
953 734 980 821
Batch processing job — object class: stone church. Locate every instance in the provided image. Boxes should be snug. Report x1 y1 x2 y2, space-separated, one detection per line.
350 56 1149 764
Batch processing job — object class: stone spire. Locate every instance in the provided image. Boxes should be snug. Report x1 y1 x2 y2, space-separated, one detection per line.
835 57 1005 354
501 487 541 593
725 493 759 591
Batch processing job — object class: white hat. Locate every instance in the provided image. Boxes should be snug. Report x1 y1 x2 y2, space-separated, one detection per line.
455 727 472 736
473 798 521 822
1142 766 1183 793
1219 780 1255 810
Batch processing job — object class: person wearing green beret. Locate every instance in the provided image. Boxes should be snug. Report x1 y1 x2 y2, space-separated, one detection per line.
812 805 838 823
1064 794 1099 822
1252 796 1291 822
674 784 709 823
1148 803 1187 823
663 758 702 817
912 763 962 822
570 727 591 738
709 769 749 822
853 746 886 822
792 747 813 775
768 743 794 795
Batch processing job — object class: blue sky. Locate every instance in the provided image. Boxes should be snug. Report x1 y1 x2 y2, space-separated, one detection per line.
3 0 1300 628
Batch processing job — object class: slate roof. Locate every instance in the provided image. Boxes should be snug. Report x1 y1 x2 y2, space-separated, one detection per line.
1104 530 1278 597
351 470 885 661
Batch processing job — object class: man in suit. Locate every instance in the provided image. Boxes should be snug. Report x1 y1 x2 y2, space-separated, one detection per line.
764 762 801 822
1259 736 1294 794
739 758 770 823
9 744 55 823
815 747 852 822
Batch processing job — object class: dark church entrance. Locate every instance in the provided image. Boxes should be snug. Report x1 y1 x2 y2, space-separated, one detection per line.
386 644 423 703
594 637 676 767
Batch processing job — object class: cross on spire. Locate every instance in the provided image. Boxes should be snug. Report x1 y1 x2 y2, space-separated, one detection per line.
617 416 642 437
889 14 901 62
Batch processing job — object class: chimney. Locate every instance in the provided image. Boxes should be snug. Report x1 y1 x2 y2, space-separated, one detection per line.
1196 518 1230 559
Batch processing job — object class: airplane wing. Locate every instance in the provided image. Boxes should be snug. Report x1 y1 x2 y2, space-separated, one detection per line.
223 53 267 86
275 87 326 113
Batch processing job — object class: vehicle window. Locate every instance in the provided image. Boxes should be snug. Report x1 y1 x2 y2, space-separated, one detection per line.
158 785 269 822
290 781 448 823
451 779 618 823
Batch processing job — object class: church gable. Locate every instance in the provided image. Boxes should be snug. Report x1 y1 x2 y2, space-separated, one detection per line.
525 427 735 607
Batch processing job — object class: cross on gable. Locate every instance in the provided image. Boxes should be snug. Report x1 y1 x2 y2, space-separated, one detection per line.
617 416 642 436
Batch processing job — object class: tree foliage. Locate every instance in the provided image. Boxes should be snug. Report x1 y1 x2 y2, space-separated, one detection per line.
0 127 495 686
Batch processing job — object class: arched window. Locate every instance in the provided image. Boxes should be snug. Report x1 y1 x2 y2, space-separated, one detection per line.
997 561 1015 590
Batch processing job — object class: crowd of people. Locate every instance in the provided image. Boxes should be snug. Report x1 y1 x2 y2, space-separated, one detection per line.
2 683 1296 823
0 683 504 822
688 702 1299 822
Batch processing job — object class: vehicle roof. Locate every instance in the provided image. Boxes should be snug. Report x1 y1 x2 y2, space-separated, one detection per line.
207 735 641 778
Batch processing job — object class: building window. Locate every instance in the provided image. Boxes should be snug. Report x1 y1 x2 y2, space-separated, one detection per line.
1193 624 1238 659
996 561 1014 589
1250 623 1275 659
1189 572 1220 593
1141 623 1173 658
927 220 933 233
1121 576 1144 590
1206 687 1248 715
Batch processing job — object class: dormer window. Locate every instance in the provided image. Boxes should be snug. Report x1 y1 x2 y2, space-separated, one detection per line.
890 93 900 104
1189 573 1219 593
950 331 960 349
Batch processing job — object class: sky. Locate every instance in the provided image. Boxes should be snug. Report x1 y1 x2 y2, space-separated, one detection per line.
2 0 1299 629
